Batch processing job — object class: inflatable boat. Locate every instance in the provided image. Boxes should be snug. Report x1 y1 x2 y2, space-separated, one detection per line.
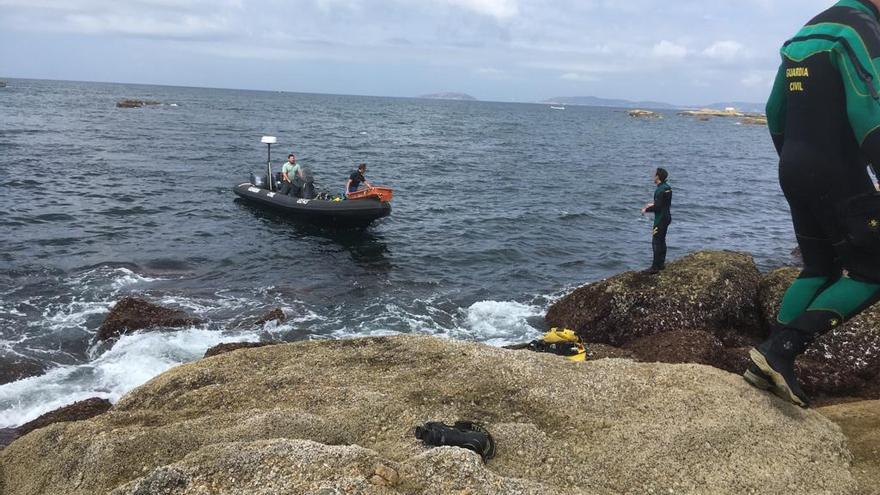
233 136 391 227
233 182 391 227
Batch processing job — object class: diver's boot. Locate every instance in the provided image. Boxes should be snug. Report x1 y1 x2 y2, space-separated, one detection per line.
742 364 773 390
749 327 811 407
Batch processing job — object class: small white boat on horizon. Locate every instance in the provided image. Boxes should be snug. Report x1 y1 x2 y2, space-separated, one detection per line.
550 105 565 110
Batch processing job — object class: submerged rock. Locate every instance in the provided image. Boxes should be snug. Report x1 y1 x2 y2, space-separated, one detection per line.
254 307 286 326
545 251 764 347
97 297 202 341
116 99 161 108
627 109 662 118
0 335 858 494
0 353 46 385
740 116 768 126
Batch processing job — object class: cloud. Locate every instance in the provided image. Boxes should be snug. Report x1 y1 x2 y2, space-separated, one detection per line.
443 0 519 19
702 40 746 61
651 40 687 59
560 72 598 82
475 67 509 78
741 70 776 88
0 0 241 39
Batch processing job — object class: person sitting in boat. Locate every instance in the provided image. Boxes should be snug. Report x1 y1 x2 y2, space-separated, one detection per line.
345 163 372 197
279 153 304 197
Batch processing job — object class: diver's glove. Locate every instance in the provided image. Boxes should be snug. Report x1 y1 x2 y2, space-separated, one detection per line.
414 421 496 461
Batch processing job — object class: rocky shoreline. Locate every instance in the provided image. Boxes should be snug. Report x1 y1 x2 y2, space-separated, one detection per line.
1 250 878 493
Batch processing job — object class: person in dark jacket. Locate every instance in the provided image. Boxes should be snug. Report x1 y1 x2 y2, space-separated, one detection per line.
743 0 880 407
641 167 672 274
345 163 372 197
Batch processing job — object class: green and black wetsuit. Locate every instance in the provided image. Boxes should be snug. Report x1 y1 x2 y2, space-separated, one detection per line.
766 0 880 347
645 181 672 270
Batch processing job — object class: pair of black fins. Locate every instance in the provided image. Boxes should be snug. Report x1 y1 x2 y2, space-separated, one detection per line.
414 421 496 461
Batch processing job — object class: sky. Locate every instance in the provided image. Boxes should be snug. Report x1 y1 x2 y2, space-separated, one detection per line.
0 0 838 104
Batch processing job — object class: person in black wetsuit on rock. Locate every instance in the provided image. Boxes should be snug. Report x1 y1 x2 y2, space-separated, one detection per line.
641 167 672 274
743 0 880 407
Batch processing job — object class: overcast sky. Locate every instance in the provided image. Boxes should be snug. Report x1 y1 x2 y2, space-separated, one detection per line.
0 0 836 104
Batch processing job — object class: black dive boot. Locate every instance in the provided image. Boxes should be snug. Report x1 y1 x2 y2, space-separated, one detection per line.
748 327 811 407
742 364 773 390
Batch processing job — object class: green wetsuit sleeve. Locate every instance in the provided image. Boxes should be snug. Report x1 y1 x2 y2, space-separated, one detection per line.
766 61 787 156
838 47 880 165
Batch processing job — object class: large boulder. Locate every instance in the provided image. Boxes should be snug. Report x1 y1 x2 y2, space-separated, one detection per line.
546 251 764 347
0 335 859 494
97 297 202 341
758 268 880 399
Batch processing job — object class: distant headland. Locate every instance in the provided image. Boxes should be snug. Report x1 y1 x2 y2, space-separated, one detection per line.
543 96 765 113
417 92 477 101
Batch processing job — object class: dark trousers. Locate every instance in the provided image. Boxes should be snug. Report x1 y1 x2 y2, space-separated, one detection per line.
651 220 669 269
278 181 301 197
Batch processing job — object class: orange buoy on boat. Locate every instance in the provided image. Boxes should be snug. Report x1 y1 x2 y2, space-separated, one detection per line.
348 186 393 203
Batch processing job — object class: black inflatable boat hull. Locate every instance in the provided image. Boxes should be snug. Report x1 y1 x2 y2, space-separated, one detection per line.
233 183 391 226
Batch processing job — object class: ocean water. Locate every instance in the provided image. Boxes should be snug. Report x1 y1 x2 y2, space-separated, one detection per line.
0 79 790 427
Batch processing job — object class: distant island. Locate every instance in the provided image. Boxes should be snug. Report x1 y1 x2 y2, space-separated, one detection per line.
543 96 765 113
417 92 477 101
543 96 676 110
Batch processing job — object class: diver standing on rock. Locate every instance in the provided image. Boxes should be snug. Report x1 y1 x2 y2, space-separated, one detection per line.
745 0 880 407
641 168 672 274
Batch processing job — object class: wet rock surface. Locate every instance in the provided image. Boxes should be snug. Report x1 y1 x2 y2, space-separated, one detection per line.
0 335 858 494
97 297 202 341
16 397 111 437
203 341 283 358
0 397 111 451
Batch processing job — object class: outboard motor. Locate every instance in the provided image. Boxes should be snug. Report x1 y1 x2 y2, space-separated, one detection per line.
301 179 316 199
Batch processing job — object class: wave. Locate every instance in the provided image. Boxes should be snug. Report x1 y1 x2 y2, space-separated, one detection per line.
0 327 260 428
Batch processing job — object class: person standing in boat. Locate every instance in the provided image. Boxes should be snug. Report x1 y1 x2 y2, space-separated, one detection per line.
279 153 304 197
640 167 672 274
345 163 373 197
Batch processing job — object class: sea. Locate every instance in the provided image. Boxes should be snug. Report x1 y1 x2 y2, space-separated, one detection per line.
0 78 792 427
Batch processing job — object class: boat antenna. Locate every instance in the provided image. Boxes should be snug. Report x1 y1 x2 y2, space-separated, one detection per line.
261 136 277 191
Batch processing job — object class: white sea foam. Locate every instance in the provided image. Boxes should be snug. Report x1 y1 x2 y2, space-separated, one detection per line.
110 268 160 291
35 300 113 333
0 327 259 428
458 300 543 346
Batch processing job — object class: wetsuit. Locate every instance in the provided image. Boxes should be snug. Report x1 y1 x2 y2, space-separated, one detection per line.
753 0 880 404
645 181 672 270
